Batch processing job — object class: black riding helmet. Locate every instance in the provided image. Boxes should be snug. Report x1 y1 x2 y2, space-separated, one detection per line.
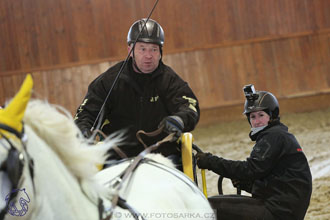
127 18 164 73
243 84 280 122
127 18 164 46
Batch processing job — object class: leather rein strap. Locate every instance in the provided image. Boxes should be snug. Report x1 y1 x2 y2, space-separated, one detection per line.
102 128 174 220
93 129 128 159
136 125 167 149
119 127 174 188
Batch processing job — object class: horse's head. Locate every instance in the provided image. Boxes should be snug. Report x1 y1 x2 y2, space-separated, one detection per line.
0 74 34 216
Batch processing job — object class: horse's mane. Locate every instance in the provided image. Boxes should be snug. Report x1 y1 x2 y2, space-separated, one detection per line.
23 99 120 180
22 99 180 204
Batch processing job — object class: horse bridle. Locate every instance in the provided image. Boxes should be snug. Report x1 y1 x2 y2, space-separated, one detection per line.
0 123 34 220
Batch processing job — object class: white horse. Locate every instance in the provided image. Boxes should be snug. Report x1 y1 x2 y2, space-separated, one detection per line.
0 75 214 220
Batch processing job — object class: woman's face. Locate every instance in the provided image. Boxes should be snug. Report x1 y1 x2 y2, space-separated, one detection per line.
250 111 270 128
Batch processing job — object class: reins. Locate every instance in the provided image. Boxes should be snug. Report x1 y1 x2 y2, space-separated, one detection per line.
101 128 174 220
136 125 173 149
105 125 170 160
93 129 128 159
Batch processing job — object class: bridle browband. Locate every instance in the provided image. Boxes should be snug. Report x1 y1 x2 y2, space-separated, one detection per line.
0 123 34 220
0 124 23 139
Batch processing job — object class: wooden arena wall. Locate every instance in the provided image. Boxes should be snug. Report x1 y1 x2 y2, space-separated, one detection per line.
1 0 330 125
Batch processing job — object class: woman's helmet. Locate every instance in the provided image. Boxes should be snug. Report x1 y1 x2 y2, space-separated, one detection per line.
243 84 280 120
127 18 164 47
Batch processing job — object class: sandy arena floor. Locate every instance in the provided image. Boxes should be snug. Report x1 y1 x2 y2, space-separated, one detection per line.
192 108 330 220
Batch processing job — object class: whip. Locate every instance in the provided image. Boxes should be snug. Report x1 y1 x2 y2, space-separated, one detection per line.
91 0 160 132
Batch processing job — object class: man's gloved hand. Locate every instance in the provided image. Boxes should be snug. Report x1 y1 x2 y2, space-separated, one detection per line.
159 116 184 142
196 152 212 169
82 129 92 138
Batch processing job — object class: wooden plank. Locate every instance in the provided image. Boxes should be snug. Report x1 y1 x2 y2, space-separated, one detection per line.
199 92 330 126
50 0 78 64
1 0 330 74
0 0 330 118
0 0 21 72
31 71 46 100
1 75 23 103
0 77 5 106
304 0 330 30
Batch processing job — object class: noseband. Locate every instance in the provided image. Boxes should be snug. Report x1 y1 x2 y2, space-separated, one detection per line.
0 123 34 220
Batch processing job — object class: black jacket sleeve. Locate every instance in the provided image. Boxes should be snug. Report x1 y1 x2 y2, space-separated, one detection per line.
158 65 200 132
200 132 283 180
74 72 113 133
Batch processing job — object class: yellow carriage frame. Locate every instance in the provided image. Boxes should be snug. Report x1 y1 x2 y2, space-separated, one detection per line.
181 132 208 197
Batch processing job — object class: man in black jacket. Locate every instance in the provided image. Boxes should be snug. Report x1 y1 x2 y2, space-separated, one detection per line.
74 19 200 167
197 85 312 220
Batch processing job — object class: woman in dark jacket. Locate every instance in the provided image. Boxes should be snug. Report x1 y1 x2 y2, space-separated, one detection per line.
197 85 312 220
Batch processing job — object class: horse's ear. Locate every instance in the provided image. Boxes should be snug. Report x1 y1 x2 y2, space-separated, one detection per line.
0 74 33 133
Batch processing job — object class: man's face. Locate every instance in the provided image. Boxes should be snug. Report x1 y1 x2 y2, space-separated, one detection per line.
129 42 161 74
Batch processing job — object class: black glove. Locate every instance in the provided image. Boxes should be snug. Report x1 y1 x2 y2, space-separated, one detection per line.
159 116 184 142
82 129 92 138
196 152 212 169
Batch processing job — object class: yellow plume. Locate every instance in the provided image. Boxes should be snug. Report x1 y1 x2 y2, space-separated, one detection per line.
0 74 33 133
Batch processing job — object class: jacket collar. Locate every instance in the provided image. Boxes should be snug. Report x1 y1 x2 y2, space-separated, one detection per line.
119 58 164 95
249 120 283 141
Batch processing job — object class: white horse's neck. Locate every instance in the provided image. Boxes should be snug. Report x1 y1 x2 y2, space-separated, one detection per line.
24 100 112 179
18 100 118 219
22 125 99 219
9 99 215 220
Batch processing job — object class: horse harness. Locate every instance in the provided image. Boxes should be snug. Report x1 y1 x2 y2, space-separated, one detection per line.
0 123 182 220
0 123 35 220
0 121 144 220
99 128 175 220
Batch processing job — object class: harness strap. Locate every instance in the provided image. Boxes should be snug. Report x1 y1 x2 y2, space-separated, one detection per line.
0 124 35 220
136 125 165 149
112 146 128 159
118 197 146 220
92 129 128 159
0 203 8 220
0 123 22 139
113 131 174 191
103 131 174 220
